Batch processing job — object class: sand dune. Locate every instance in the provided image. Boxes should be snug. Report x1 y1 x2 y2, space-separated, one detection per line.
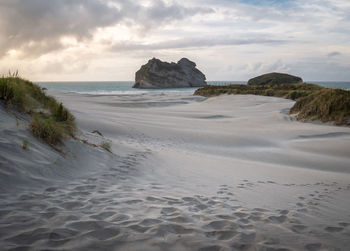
1 92 350 250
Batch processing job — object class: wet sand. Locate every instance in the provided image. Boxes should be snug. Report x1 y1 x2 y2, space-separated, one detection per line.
1 92 350 250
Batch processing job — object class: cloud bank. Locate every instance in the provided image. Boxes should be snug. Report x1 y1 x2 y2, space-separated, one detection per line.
0 0 349 81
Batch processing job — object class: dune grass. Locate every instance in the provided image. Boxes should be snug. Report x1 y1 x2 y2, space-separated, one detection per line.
0 76 76 145
194 83 350 126
290 88 350 125
194 83 322 100
100 141 112 152
22 139 29 150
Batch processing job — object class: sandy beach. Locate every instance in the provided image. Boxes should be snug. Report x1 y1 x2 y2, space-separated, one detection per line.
1 91 350 250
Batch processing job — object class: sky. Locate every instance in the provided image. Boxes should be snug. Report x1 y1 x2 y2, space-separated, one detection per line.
0 0 349 81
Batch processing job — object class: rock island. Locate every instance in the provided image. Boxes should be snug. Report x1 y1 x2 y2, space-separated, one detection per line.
133 58 207 89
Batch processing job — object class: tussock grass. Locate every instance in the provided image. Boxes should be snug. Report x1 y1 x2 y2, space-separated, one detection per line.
0 76 76 146
22 139 29 150
194 83 350 126
290 88 350 125
194 83 321 100
100 141 112 152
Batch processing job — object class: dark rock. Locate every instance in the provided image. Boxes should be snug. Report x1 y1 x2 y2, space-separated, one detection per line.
133 58 206 89
247 72 303 86
92 130 103 136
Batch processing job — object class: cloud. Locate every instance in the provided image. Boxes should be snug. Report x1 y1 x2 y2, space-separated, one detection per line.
327 51 341 58
110 36 288 52
0 0 122 57
244 60 290 76
288 58 350 81
0 0 212 58
135 0 213 30
241 0 294 6
0 0 349 81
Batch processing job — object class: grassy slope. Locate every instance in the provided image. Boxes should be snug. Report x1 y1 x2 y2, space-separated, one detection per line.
194 83 350 126
290 88 350 125
0 77 76 145
194 83 322 100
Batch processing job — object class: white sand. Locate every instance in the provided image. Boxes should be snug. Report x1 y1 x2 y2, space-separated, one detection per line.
1 92 350 250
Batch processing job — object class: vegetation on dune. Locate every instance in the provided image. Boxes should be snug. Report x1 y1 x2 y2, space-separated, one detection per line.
100 141 112 152
22 139 29 150
194 83 350 126
194 83 322 100
290 88 350 125
0 76 76 146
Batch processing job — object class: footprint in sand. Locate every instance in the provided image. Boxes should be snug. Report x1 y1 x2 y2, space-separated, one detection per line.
206 220 236 230
215 230 237 240
234 231 256 244
267 181 277 184
45 187 58 192
278 210 289 215
82 227 121 241
305 243 322 251
291 224 307 233
61 201 84 210
198 245 223 251
234 212 249 218
216 214 235 220
155 223 194 236
129 224 151 233
167 216 192 223
338 222 350 227
267 215 287 224
161 207 178 215
324 226 343 233
139 218 162 226
90 211 116 220
6 227 51 245
49 228 79 240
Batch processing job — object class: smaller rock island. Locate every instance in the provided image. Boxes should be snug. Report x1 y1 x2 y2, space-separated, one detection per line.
133 58 207 89
247 72 303 86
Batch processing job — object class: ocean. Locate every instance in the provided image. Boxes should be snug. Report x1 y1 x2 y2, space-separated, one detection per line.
36 81 350 95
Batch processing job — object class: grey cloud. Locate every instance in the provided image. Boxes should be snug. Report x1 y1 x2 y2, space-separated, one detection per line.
0 0 123 56
139 0 213 29
327 51 341 58
0 0 212 57
287 56 350 81
245 60 290 78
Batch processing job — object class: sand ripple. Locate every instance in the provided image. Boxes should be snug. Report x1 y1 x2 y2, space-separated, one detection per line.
1 93 350 250
1 165 350 251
